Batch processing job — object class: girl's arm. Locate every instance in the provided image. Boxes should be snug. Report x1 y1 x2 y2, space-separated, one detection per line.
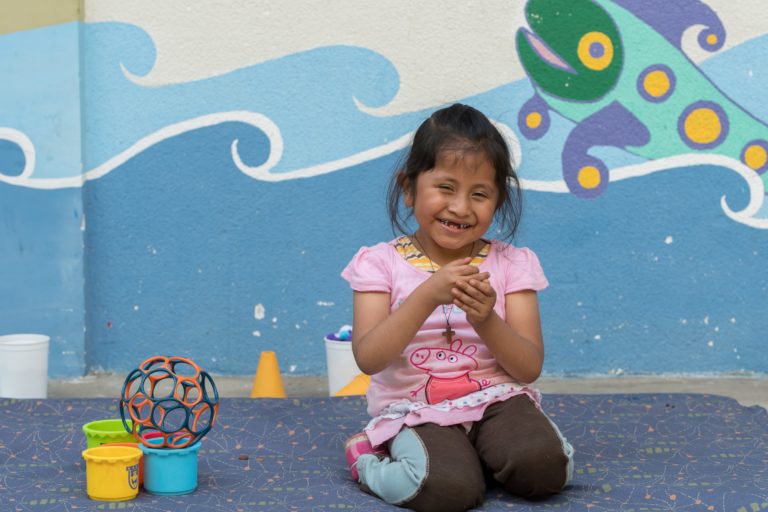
454 279 544 384
351 286 438 375
478 290 544 384
352 259 488 375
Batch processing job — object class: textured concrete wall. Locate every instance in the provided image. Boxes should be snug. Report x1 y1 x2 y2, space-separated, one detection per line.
1 1 766 377
0 0 85 375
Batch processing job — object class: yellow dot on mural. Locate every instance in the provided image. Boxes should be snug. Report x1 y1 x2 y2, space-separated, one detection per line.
744 144 767 170
643 70 671 98
526 112 542 129
706 34 718 45
577 32 614 71
577 166 601 189
683 108 722 145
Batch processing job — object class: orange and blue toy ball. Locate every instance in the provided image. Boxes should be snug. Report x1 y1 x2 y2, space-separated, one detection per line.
119 355 219 449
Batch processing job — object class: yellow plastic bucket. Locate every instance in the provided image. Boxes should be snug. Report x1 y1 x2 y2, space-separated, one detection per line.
82 445 142 501
100 442 145 486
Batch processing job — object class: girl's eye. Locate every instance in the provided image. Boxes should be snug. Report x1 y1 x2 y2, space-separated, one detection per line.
473 192 489 199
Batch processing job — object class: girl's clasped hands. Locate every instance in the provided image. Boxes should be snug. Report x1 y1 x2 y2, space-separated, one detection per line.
426 257 496 326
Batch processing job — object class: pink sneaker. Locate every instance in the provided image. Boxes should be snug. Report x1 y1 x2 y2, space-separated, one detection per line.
344 432 388 481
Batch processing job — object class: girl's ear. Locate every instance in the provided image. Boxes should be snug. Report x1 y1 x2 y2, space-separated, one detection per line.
400 172 414 207
404 187 413 208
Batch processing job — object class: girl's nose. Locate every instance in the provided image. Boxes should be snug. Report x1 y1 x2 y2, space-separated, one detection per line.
448 194 471 216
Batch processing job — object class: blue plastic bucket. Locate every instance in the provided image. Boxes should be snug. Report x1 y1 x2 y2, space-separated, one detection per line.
139 440 201 495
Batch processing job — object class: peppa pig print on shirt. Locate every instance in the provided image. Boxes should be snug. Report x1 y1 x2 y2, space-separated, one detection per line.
409 339 490 404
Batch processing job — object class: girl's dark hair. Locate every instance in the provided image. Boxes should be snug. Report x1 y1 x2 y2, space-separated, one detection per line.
386 103 522 240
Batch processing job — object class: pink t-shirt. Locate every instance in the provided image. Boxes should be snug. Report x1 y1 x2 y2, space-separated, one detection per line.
342 239 549 446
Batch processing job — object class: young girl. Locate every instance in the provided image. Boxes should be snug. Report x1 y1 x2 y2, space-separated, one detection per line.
341 104 573 511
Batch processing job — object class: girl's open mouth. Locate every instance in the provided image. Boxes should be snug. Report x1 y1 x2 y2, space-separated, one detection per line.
440 219 471 230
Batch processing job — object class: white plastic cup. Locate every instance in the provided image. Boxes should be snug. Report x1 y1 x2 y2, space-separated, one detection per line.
0 334 50 399
324 337 362 396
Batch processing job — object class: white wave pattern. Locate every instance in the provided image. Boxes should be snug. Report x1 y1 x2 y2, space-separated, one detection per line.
0 112 282 190
0 128 36 182
233 118 523 182
234 131 410 182
523 154 768 228
1 112 766 229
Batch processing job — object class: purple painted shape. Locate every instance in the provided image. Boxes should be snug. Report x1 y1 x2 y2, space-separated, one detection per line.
740 140 768 175
590 42 605 59
562 102 651 198
613 0 726 53
637 64 677 103
517 94 551 141
677 100 729 150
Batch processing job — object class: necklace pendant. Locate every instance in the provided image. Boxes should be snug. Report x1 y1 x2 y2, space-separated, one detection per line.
442 325 456 344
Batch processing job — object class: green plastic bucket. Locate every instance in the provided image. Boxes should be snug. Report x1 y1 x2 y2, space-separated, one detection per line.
83 419 135 448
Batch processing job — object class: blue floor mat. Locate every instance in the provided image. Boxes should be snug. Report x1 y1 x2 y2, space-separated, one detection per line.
1 394 766 511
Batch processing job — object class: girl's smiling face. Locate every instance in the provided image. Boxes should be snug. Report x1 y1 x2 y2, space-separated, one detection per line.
405 149 499 265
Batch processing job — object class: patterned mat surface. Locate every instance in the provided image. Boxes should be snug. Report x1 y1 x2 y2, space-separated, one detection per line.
1 394 766 511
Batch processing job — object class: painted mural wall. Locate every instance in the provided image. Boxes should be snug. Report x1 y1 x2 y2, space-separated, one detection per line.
0 1 85 376
1 0 766 378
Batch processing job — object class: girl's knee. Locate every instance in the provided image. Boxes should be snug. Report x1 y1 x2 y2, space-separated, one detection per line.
396 426 485 511
476 397 574 499
401 469 485 512
499 440 571 499
358 442 485 512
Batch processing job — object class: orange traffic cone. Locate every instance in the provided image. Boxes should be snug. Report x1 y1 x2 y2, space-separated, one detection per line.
334 373 370 396
250 351 287 398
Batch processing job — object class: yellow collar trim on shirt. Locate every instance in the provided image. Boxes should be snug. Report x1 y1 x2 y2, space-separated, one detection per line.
393 235 489 272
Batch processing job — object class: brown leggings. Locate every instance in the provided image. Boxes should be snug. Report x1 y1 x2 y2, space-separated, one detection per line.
382 395 572 512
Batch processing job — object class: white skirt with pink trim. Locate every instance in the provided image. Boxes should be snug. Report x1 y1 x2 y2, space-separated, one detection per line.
363 383 542 448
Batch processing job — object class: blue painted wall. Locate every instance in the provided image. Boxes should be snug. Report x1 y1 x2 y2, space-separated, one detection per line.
0 18 85 376
1 1 766 378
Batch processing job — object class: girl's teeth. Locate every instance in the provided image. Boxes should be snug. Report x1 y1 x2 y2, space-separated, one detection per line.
441 220 469 229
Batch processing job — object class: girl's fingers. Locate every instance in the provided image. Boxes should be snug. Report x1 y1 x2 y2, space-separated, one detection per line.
453 298 475 314
463 279 493 299
468 279 493 296
452 287 475 308
446 257 473 267
455 288 489 317
457 281 482 301
457 266 480 276
456 272 489 286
